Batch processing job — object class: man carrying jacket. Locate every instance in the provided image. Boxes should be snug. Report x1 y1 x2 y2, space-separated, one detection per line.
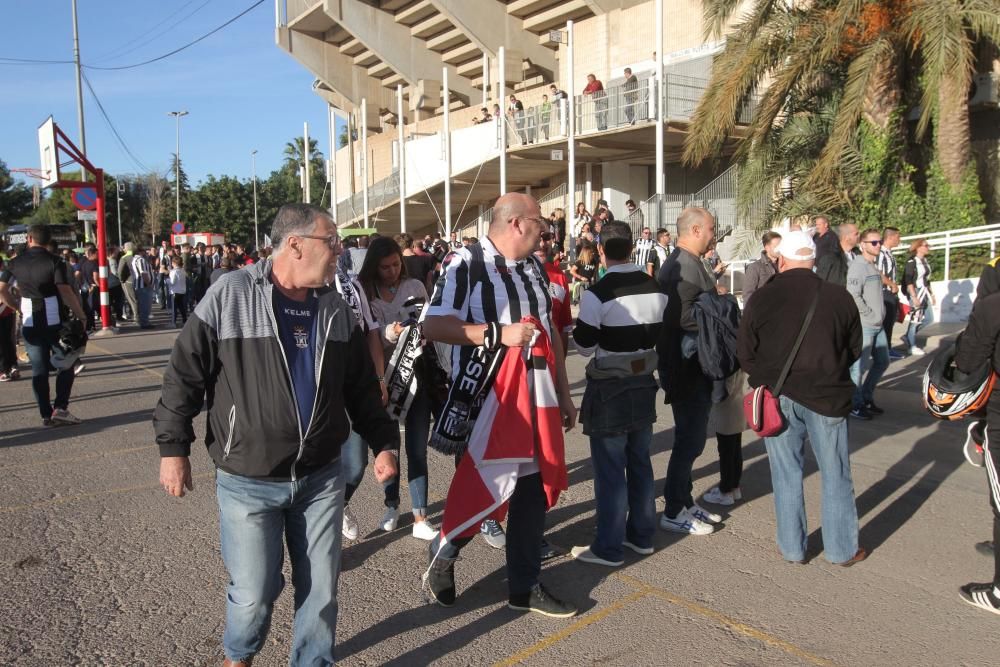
955 289 1000 615
154 203 399 666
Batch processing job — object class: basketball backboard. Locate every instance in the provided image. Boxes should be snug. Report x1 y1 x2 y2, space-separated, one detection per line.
38 116 59 188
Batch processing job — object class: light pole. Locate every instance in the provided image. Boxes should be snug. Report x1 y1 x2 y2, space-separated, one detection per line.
167 110 189 237
251 149 259 250
116 177 123 246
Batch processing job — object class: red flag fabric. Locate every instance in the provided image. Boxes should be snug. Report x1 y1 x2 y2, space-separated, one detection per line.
434 316 567 551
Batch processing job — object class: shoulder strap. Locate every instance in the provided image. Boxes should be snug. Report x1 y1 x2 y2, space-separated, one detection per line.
773 286 821 396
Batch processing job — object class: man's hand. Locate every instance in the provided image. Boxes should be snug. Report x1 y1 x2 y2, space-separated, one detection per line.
559 393 577 432
379 380 389 406
501 322 536 347
160 456 193 497
372 450 398 483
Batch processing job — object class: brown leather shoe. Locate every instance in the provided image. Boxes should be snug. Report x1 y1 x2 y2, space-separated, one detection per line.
222 658 253 667
837 547 867 567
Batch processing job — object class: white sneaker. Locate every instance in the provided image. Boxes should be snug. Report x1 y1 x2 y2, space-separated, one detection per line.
380 506 399 532
689 503 722 524
412 519 438 541
342 506 359 540
660 508 715 535
50 408 82 425
480 519 506 548
622 540 654 556
570 545 623 567
702 486 742 506
909 346 925 356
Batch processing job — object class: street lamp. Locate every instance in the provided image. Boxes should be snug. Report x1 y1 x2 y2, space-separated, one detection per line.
167 110 189 236
251 149 259 250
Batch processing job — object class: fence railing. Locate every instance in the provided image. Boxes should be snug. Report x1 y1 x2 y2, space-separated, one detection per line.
895 223 1000 281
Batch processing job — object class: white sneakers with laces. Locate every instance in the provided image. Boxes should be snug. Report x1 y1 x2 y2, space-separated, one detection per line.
659 507 715 535
702 486 742 507
412 519 438 541
342 506 359 540
380 506 400 532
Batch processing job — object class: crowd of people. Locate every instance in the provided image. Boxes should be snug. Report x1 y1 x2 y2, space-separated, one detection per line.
2 189 996 665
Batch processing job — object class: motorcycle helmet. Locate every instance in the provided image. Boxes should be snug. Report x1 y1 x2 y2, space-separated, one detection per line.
51 319 88 371
923 340 995 420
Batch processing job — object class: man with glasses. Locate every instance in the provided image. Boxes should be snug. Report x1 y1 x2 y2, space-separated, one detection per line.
846 229 890 420
632 224 656 277
154 203 398 666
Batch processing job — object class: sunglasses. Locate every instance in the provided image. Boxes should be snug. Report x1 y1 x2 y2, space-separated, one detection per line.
864 240 882 246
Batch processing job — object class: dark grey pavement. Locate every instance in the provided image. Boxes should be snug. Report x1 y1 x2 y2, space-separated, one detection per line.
1 311 998 665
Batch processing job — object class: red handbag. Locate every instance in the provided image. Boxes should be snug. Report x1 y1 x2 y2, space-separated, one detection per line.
896 302 910 323
743 289 820 437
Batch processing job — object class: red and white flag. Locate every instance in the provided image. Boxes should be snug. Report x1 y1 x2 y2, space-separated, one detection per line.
432 317 567 559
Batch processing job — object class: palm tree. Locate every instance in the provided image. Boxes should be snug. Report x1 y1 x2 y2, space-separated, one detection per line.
685 0 999 218
283 137 324 169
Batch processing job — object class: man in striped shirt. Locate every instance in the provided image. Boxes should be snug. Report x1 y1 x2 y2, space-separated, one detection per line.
570 220 668 567
423 192 578 618
878 227 903 359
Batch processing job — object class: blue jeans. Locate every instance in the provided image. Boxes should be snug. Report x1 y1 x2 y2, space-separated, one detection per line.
764 396 859 563
589 427 656 561
215 461 344 664
850 326 889 409
135 286 153 326
383 390 430 514
903 297 931 348
22 325 76 420
340 430 368 504
663 373 713 517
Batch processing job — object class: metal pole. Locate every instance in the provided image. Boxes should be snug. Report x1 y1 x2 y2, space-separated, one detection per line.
327 105 336 221
167 111 188 237
251 150 259 249
655 0 665 197
71 0 91 241
115 178 123 246
397 85 407 233
499 46 507 196
482 53 489 109
944 231 951 281
95 169 111 330
303 122 311 204
567 21 576 216
275 0 281 26
361 98 369 226
443 67 452 238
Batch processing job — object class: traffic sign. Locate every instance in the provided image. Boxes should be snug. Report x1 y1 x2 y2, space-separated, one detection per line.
171 221 185 234
72 187 98 210
77 210 97 221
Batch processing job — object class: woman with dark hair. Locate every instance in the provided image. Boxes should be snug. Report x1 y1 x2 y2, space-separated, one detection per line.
901 238 935 355
357 236 437 540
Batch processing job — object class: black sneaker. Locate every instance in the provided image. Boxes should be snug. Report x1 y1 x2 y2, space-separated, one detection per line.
423 557 456 607
964 421 987 468
975 541 994 558
539 538 561 561
508 583 577 618
959 582 1000 616
849 408 872 421
864 402 884 415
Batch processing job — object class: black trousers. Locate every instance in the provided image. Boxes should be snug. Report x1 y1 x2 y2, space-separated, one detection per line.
984 394 1000 587
0 315 16 373
716 432 743 493
431 472 546 597
882 294 898 347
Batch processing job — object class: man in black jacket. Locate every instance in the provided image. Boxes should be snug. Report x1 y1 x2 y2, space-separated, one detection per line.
738 230 867 566
816 223 859 287
154 204 399 666
955 290 1000 615
656 207 723 535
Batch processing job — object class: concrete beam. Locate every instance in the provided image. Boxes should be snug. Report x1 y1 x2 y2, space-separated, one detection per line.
323 0 476 103
428 0 557 76
277 26 363 106
523 0 590 33
395 0 435 26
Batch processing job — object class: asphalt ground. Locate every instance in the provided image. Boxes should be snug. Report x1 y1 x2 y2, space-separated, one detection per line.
1 308 999 666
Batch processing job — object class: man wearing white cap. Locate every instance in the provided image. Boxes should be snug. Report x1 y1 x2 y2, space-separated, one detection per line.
736 230 867 566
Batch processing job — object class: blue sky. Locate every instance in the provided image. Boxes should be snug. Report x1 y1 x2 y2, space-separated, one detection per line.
1 0 343 186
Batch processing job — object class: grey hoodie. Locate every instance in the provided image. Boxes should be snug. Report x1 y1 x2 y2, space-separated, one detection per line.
846 256 885 328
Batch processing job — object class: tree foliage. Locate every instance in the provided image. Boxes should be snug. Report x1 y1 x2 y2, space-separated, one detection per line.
0 160 33 226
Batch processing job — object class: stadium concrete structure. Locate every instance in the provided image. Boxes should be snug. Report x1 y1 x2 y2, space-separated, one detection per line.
274 0 1000 244
274 0 760 241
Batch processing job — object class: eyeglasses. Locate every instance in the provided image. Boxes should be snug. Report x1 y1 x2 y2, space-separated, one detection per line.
296 234 342 249
864 240 882 246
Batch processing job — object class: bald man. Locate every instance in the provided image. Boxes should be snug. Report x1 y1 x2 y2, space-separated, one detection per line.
423 192 578 618
816 223 859 287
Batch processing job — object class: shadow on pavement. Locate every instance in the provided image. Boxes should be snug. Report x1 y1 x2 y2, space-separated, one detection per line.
0 409 153 449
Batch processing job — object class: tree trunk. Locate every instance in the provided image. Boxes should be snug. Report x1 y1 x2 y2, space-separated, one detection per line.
862 45 903 134
936 74 972 187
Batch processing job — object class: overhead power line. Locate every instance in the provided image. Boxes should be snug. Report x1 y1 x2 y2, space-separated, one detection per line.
81 71 150 174
90 0 213 65
84 0 265 71
0 0 262 70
